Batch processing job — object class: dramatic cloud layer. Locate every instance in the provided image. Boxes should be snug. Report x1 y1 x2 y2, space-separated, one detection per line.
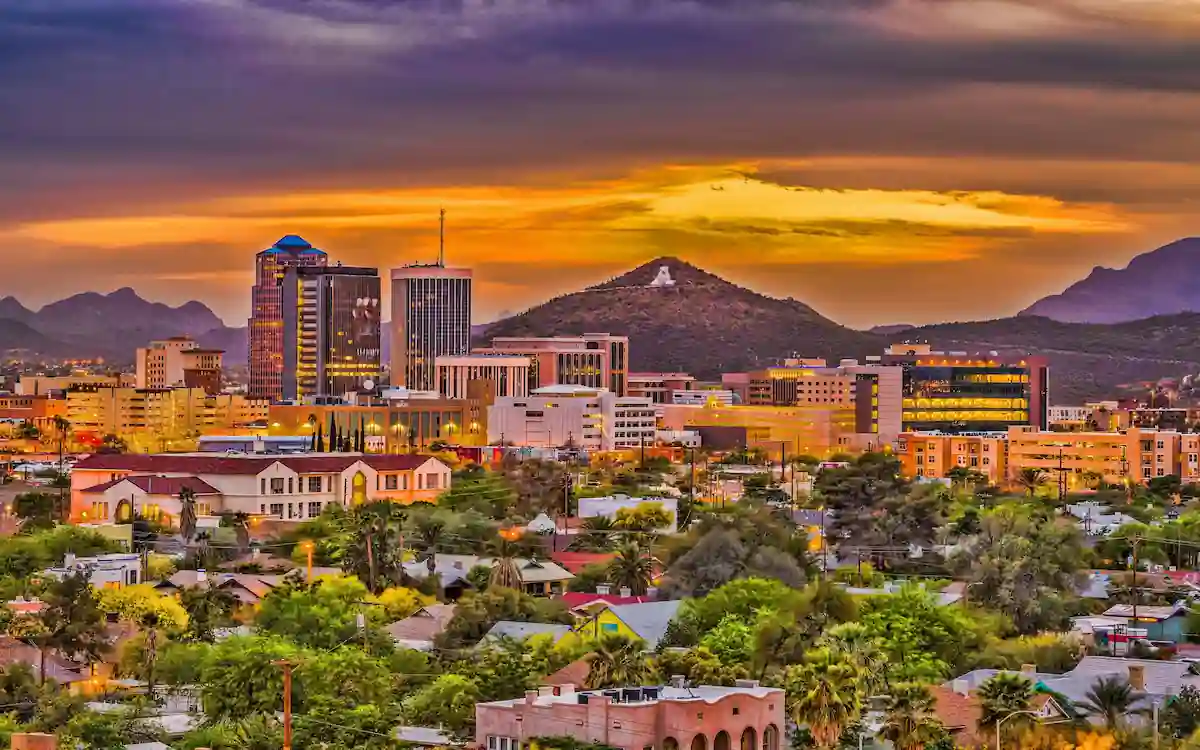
2 0 1198 327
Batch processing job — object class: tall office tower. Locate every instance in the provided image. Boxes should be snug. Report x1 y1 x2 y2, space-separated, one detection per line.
281 265 382 401
389 211 473 391
248 236 328 400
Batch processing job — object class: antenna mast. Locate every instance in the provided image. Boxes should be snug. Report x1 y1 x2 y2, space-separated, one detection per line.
438 208 446 267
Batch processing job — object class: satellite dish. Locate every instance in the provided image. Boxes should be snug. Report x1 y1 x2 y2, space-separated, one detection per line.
363 379 376 390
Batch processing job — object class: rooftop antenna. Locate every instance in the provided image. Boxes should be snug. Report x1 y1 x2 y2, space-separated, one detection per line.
438 208 446 267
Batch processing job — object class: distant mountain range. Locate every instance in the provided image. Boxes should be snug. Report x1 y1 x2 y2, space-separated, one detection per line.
6 240 1200 403
1021 237 1200 323
0 289 237 363
479 255 1200 403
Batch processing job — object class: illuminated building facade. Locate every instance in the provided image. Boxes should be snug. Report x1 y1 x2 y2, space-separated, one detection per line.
882 343 1048 433
135 336 223 394
248 236 328 400
435 355 530 400
389 265 473 391
65 387 269 452
475 334 630 396
628 372 695 404
659 402 872 456
895 432 1009 484
282 265 381 401
268 398 487 452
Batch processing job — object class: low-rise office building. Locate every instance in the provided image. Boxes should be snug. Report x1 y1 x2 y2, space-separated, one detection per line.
488 386 654 451
268 396 488 451
435 355 531 400
895 433 1009 484
628 373 695 404
475 334 630 396
476 682 785 750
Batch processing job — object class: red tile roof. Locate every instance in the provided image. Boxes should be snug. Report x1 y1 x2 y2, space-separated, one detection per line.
542 658 590 687
930 685 981 739
73 453 437 476
560 592 655 608
80 475 220 495
550 552 615 573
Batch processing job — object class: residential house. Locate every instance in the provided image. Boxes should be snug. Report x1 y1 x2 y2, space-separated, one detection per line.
947 659 1197 724
70 452 453 524
385 604 458 651
476 681 786 750
1101 603 1190 643
550 552 616 574
483 621 574 644
43 553 141 590
571 600 682 649
153 570 287 606
404 555 573 598
930 683 1066 748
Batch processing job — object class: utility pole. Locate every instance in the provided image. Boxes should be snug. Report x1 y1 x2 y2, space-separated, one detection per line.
274 659 295 750
1132 536 1142 624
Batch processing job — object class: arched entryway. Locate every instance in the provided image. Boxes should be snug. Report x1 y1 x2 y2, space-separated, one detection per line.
351 471 367 505
740 728 756 750
664 738 679 750
714 730 731 750
762 725 779 750
690 734 708 750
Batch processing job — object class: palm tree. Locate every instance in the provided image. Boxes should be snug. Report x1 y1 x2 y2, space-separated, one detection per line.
1077 675 1143 729
178 487 198 542
486 537 523 590
51 415 70 520
1081 470 1104 491
606 541 655 596
784 647 864 750
570 515 617 552
977 672 1034 738
877 682 944 750
415 516 447 576
220 511 251 554
584 633 652 689
819 622 887 695
1015 468 1048 497
15 422 39 441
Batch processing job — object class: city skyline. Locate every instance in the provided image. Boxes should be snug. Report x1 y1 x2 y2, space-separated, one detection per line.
4 1 1200 328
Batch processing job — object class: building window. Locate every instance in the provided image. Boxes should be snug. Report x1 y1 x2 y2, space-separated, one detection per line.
983 457 990 465
425 473 440 490
401 474 409 490
261 478 267 495
269 502 284 517
308 476 322 493
271 478 285 495
385 474 399 490
1157 468 1166 477
308 502 322 518
327 475 334 492
288 477 294 494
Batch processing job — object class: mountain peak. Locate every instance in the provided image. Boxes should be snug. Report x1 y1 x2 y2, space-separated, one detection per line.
107 287 144 302
1021 236 1200 323
480 255 879 378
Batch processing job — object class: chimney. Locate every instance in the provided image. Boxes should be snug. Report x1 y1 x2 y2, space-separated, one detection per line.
1129 664 1146 691
952 679 969 696
670 674 687 689
11 734 57 750
196 569 207 583
525 690 539 705
596 584 611 595
619 587 632 598
1021 663 1037 676
538 686 555 697
63 552 76 568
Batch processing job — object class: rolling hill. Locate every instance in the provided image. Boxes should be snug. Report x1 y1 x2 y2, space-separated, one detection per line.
477 256 884 376
1021 237 1200 323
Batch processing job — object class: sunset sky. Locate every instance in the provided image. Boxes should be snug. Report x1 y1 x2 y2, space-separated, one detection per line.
3 0 1200 329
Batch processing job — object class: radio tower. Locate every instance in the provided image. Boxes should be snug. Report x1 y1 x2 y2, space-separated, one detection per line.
438 208 446 267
